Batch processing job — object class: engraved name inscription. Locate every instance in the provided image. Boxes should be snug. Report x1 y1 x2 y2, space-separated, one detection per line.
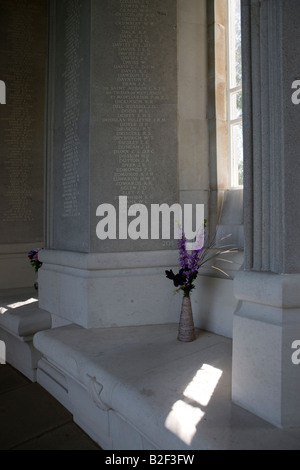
61 0 82 217
102 0 170 206
2 2 34 222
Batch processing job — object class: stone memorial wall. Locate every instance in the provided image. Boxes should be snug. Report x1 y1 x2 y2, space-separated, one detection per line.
0 0 46 244
101 1 176 206
51 0 90 251
51 0 178 252
90 0 178 252
61 0 82 219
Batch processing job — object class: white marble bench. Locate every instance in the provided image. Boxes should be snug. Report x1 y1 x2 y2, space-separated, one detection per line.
33 323 300 450
0 289 51 381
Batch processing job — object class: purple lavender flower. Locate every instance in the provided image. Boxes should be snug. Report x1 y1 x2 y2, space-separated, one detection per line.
166 221 234 299
166 231 204 297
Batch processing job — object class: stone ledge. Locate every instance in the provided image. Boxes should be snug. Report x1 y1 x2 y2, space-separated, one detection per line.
39 249 179 271
0 302 51 339
33 323 300 450
0 289 52 381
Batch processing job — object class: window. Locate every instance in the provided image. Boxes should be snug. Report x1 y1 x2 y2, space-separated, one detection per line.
227 0 243 187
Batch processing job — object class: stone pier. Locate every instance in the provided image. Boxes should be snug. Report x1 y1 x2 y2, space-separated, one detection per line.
39 0 182 328
232 0 300 427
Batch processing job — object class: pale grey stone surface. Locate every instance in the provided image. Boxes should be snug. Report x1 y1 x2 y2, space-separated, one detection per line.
0 0 46 244
241 0 300 274
33 323 300 449
49 0 178 253
233 0 300 428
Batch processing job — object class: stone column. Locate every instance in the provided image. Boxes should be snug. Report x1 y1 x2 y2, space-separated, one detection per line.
40 0 181 328
232 0 300 427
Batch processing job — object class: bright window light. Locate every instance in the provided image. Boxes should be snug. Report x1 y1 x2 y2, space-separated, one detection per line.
227 0 243 187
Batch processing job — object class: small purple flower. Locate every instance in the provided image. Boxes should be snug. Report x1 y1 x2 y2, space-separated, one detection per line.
166 220 233 299
27 250 36 260
27 248 43 272
165 231 204 297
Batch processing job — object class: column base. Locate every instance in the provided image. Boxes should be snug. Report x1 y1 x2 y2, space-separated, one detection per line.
232 271 300 427
38 250 182 328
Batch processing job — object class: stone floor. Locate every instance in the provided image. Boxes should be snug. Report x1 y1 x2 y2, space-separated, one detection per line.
0 363 101 450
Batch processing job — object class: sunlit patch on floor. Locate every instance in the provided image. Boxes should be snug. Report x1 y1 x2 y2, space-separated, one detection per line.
165 364 223 445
